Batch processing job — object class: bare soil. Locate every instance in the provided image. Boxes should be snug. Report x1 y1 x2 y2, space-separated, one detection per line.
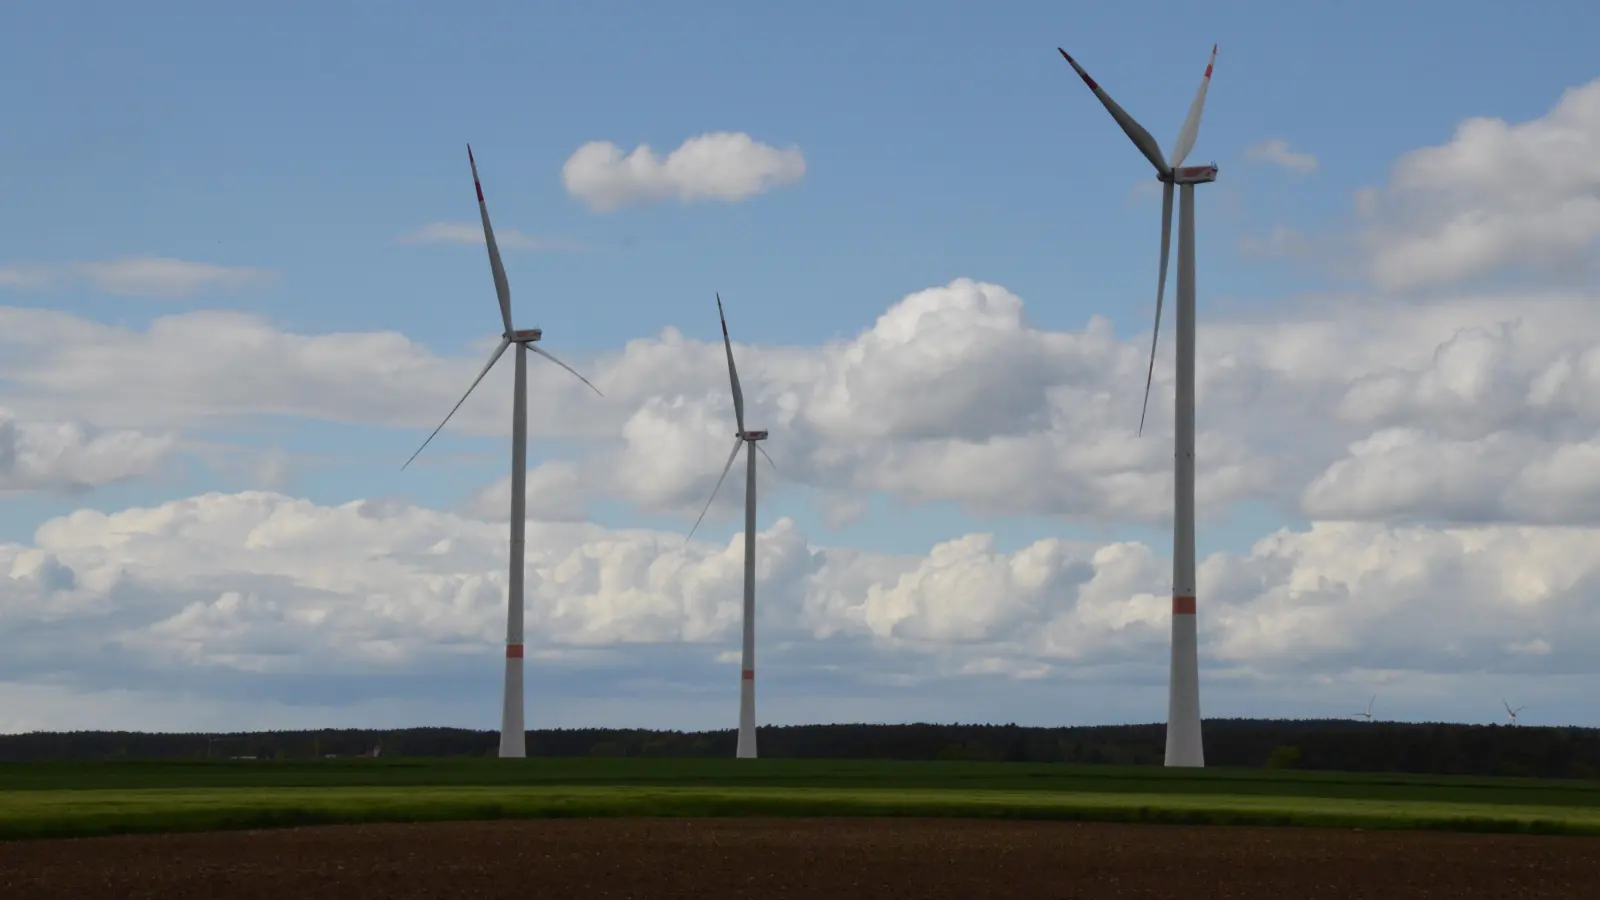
2 818 1597 899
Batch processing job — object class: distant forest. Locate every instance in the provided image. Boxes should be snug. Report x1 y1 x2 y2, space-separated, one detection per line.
2 720 1597 779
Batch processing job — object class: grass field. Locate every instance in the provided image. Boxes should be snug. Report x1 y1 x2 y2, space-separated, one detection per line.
2 757 1598 840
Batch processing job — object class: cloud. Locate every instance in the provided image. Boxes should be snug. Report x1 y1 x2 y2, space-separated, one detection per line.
0 258 273 299
1301 428 1600 525
11 276 1600 529
1360 78 1600 291
0 408 177 495
0 266 55 290
562 132 806 212
396 222 587 252
1244 139 1318 174
464 462 592 523
78 258 274 298
1 489 1596 732
1237 224 1311 260
252 446 294 491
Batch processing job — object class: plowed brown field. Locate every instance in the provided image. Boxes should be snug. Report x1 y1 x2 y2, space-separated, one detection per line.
2 817 1597 899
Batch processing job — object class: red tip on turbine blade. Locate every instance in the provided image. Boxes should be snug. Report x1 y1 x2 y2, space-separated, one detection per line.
467 145 485 202
1205 45 1217 78
1057 48 1099 90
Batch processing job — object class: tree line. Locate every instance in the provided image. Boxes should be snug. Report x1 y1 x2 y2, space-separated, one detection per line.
1 719 1596 779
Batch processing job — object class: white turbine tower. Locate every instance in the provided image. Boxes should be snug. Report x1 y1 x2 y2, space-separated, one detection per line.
1504 698 1526 727
687 294 772 759
404 144 602 759
1354 694 1376 722
1057 44 1218 768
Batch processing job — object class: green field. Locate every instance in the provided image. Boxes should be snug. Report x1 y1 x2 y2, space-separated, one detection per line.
2 758 1598 841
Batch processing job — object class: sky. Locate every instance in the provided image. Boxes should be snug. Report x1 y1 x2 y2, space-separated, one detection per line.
2 0 1600 734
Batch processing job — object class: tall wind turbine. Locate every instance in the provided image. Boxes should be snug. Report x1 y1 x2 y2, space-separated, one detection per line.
1504 698 1526 727
1354 693 1377 722
1057 44 1219 767
403 144 602 759
687 294 772 759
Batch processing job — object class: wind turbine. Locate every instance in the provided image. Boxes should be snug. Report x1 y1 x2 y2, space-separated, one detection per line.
687 294 772 759
403 145 602 759
1057 44 1218 768
1504 698 1526 727
1354 694 1376 723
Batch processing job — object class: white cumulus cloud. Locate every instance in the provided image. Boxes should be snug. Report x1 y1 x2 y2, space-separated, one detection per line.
562 132 806 212
1360 78 1600 291
0 258 273 299
0 490 1595 731
1244 139 1318 174
0 408 176 495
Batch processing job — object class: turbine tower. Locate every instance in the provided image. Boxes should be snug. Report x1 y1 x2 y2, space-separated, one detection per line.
404 144 602 759
687 294 773 759
1058 44 1218 767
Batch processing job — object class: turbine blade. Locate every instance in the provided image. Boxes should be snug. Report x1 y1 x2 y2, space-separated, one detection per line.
686 436 745 542
1057 48 1169 174
1138 181 1175 436
754 442 776 471
529 345 604 397
402 337 511 470
467 144 514 335
1169 45 1218 168
716 293 746 434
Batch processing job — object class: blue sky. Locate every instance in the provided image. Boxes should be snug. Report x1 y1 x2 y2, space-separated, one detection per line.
5 0 1586 545
2 0 1600 732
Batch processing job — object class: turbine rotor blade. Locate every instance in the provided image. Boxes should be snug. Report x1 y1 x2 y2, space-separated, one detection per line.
716 293 746 434
686 436 745 542
402 337 511 470
1139 180 1175 436
754 442 776 471
467 144 514 334
1057 48 1169 174
529 345 604 397
1169 44 1218 168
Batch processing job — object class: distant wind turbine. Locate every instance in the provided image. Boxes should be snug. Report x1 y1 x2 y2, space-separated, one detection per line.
1354 694 1376 723
1504 699 1526 727
687 294 773 759
1057 43 1219 768
403 145 603 759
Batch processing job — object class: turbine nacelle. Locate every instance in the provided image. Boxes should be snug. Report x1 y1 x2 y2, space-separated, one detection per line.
507 328 544 343
740 430 769 442
1170 165 1219 185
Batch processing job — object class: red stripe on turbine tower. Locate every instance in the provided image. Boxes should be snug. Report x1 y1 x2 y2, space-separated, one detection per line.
506 644 524 659
741 669 754 680
1173 596 1196 616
